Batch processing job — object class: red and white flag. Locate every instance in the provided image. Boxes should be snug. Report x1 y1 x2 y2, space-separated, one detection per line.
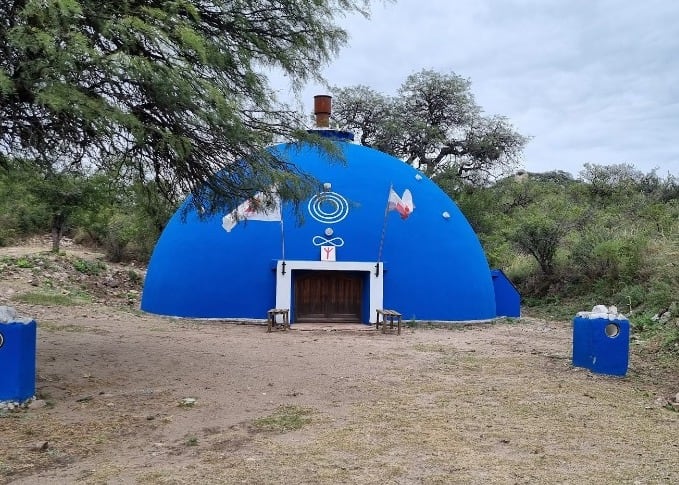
388 188 415 219
222 192 281 233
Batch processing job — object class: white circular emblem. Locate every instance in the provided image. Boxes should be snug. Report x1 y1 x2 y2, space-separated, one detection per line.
308 192 349 224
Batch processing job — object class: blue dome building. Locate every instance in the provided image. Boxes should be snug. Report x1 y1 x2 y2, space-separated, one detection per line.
142 99 514 324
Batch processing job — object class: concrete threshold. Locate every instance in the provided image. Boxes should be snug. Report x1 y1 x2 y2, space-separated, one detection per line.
290 322 376 332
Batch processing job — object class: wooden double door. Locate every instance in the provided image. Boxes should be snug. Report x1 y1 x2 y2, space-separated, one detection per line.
294 271 363 322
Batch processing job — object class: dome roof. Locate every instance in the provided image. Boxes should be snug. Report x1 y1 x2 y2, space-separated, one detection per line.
141 141 496 322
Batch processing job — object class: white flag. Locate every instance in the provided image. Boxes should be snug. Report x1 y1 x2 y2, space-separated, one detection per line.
387 188 415 219
222 192 281 233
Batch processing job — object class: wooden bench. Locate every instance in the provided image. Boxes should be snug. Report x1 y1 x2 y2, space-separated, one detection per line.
375 309 402 335
267 308 290 332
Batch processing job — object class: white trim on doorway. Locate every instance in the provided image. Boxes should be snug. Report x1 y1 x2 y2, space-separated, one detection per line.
275 260 384 324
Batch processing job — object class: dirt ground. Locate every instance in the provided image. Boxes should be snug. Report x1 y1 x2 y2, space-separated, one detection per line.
1 245 678 484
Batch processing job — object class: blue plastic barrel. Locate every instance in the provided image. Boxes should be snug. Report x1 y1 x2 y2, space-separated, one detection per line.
589 317 630 376
572 316 630 376
572 316 592 369
0 320 37 402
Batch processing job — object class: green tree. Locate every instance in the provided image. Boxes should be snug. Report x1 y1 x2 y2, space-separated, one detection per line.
505 180 578 277
38 171 89 252
0 160 50 245
2 158 104 251
1 157 175 257
96 178 177 262
0 0 380 212
511 213 564 276
331 70 528 183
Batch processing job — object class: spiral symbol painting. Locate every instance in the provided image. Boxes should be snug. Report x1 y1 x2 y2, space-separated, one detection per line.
307 192 349 223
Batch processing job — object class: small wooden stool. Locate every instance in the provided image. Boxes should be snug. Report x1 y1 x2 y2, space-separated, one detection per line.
267 308 290 332
375 309 402 335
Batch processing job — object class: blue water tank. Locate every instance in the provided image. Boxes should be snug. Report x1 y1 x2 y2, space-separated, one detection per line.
572 316 591 369
572 316 630 376
0 320 37 402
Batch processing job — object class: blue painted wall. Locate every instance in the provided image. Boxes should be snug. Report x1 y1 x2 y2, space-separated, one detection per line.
142 142 497 321
491 269 521 318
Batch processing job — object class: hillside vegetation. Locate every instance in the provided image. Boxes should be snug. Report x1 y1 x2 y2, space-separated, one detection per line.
1 162 677 356
443 163 678 357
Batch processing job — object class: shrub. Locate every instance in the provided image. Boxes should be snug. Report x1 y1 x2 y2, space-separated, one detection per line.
104 212 159 262
72 258 107 276
570 230 647 286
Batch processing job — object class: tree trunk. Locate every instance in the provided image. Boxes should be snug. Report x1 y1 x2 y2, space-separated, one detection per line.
51 212 65 252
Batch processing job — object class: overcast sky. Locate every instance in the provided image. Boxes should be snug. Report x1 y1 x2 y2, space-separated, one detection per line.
277 0 679 178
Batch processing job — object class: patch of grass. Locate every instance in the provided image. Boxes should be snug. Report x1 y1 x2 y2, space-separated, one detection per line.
70 288 92 301
15 257 34 268
33 391 55 409
523 296 589 321
13 291 84 306
413 343 448 353
127 269 142 284
1 254 53 271
252 405 314 433
93 434 109 444
41 278 55 289
661 327 679 354
38 322 88 333
628 308 679 358
138 472 171 484
663 403 679 413
125 291 138 304
498 317 521 324
128 308 149 318
72 258 106 276
185 436 198 446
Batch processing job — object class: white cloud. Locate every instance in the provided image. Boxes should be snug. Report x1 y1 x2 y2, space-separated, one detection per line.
284 0 679 176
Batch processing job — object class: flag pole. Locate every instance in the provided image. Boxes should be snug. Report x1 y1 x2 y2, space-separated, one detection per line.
280 204 286 275
376 184 393 276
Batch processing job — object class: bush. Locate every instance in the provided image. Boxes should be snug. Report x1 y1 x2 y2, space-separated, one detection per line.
72 258 107 276
104 212 159 262
510 214 566 275
570 230 647 286
0 193 49 245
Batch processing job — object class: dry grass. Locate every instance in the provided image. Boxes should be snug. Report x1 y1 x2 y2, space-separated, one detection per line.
0 266 677 485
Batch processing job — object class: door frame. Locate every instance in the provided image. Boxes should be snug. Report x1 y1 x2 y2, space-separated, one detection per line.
275 260 383 324
293 270 365 322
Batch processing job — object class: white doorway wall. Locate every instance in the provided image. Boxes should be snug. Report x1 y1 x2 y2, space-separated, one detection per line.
275 260 384 323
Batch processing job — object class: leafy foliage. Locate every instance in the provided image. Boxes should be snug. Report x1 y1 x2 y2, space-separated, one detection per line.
72 257 106 276
0 159 177 261
450 164 678 354
331 70 528 184
0 0 380 211
510 213 565 276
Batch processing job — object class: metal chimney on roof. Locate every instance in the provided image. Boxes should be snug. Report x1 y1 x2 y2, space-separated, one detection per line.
307 95 354 142
313 95 332 128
